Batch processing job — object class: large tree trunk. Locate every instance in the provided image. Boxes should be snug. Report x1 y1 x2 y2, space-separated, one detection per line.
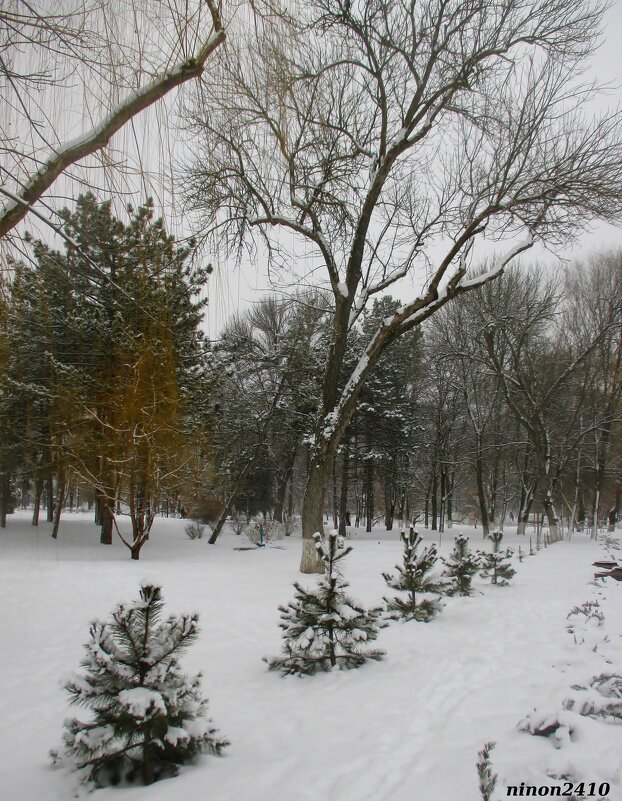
100 500 114 545
543 491 562 543
300 453 330 573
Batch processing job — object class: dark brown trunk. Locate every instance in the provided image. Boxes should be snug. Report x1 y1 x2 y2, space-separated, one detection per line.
338 442 350 537
384 452 397 531
424 476 432 528
365 460 374 532
32 475 43 526
46 474 54 522
100 501 113 545
51 467 66 539
431 471 438 531
0 474 9 528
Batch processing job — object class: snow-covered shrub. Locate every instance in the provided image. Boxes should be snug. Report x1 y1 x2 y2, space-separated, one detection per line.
184 520 205 540
382 529 446 621
247 515 283 545
280 513 299 538
602 533 620 552
265 530 385 676
519 672 622 748
567 673 622 722
566 600 605 645
53 583 228 786
229 510 249 536
442 534 481 596
476 741 498 801
478 530 515 586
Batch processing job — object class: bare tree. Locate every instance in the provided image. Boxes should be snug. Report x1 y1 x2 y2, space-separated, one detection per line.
482 267 621 542
0 0 225 242
184 0 622 571
563 252 622 535
430 301 506 538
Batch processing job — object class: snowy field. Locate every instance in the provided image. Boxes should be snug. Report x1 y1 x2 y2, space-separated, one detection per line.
0 511 621 801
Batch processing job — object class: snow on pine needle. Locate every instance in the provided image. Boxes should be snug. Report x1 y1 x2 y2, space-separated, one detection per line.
382 528 447 621
442 534 481 596
478 531 516 586
53 582 228 787
264 530 385 676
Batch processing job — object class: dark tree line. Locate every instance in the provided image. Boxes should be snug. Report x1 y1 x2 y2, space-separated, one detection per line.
197 256 622 542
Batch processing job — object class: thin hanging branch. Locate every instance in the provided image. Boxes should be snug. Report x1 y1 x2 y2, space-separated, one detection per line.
0 0 225 240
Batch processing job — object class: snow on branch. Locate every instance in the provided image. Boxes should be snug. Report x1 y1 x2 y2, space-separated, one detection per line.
457 234 534 291
320 231 534 449
0 0 225 240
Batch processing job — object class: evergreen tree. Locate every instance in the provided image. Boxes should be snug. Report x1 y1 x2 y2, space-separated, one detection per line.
265 531 385 675
478 530 516 586
5 194 211 551
55 583 228 786
442 534 481 596
349 297 424 531
382 529 446 621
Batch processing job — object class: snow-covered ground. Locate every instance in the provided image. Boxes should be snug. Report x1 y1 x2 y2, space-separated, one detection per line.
0 511 620 801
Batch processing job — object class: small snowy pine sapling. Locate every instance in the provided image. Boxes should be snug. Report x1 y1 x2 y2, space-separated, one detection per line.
265 531 385 676
478 531 516 586
477 741 498 801
54 583 228 786
442 534 481 596
382 529 446 621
